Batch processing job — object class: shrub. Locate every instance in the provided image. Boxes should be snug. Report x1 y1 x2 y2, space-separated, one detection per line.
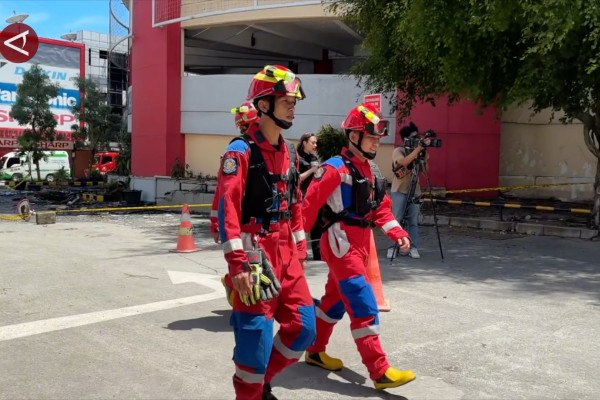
316 124 348 161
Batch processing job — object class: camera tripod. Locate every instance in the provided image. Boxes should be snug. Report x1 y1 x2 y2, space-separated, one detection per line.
390 151 445 262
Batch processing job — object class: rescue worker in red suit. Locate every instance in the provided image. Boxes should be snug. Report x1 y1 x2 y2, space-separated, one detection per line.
211 101 260 242
215 65 316 400
211 102 260 306
302 103 416 390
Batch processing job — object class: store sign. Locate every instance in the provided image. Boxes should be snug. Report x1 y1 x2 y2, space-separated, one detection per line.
364 93 382 112
0 40 82 140
0 138 73 150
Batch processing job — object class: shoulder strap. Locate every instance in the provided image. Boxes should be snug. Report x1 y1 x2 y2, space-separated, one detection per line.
284 139 297 172
284 138 299 205
231 135 275 232
340 154 363 181
369 161 387 208
235 135 266 171
370 161 383 178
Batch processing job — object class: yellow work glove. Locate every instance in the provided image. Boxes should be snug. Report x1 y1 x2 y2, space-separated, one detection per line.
258 248 281 301
240 250 263 306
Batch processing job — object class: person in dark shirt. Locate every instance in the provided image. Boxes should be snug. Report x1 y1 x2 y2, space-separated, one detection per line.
297 132 322 260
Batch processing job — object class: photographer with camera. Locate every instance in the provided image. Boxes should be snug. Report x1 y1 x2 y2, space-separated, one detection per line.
390 122 431 259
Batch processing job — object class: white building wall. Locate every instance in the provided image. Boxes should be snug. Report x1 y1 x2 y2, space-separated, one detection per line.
181 74 396 144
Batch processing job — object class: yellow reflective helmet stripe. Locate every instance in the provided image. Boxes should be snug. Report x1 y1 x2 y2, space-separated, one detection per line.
357 105 381 124
254 66 296 84
264 65 296 82
231 105 250 114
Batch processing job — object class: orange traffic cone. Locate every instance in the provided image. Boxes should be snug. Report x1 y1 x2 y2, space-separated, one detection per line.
171 204 201 253
366 230 391 312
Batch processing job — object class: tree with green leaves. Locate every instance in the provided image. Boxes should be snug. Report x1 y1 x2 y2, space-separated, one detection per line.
9 64 60 181
316 124 348 161
70 76 121 158
332 0 600 227
115 119 131 176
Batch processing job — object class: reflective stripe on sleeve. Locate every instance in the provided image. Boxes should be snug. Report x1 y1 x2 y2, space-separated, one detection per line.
223 238 244 254
292 230 306 243
381 220 400 233
210 210 218 218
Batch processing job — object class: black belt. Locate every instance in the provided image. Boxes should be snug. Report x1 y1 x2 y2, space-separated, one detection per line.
324 216 373 229
340 218 372 227
267 210 292 220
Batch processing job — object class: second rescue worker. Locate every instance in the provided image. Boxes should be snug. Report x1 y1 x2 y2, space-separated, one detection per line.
215 65 316 400
302 103 416 390
211 101 260 245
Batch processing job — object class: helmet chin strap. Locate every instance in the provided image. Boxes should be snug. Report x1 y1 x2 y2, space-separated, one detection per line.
349 132 376 160
264 97 293 130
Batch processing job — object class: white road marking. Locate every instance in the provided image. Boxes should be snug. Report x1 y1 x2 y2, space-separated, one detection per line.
0 272 224 342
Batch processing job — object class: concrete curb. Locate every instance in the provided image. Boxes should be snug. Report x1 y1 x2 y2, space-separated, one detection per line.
421 215 599 240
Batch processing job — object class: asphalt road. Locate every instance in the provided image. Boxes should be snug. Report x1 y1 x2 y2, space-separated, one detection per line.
1 213 599 399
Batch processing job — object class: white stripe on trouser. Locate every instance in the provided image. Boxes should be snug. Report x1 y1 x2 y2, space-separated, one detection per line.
292 230 306 243
273 333 304 360
381 220 400 233
235 366 264 384
316 306 341 324
351 324 380 340
223 238 244 254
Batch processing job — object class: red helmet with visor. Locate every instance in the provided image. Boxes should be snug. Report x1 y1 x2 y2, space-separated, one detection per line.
231 101 259 127
341 103 389 137
247 65 306 101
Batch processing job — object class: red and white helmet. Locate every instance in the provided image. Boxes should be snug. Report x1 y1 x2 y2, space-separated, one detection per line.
231 101 259 127
247 65 305 101
341 103 389 137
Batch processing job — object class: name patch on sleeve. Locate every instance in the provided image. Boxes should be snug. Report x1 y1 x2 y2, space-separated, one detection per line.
314 167 326 180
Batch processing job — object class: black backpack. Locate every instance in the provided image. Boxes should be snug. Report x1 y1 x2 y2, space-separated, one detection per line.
229 135 298 233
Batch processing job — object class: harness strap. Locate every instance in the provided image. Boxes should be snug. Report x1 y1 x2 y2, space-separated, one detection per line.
231 135 298 233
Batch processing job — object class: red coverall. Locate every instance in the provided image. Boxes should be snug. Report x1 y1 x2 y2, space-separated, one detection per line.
210 186 220 238
216 125 316 400
302 147 409 380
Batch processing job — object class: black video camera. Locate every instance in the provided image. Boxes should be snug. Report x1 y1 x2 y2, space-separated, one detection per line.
404 129 442 150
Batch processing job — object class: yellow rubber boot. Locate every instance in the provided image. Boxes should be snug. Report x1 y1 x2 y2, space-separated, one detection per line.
305 352 344 371
374 367 416 390
221 276 234 307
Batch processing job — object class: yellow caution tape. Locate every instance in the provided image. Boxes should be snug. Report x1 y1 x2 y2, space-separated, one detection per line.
0 214 26 220
0 203 212 221
423 198 592 214
1 180 592 221
54 203 212 213
430 181 590 194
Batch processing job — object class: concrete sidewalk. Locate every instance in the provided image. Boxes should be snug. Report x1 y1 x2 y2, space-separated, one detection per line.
1 213 599 399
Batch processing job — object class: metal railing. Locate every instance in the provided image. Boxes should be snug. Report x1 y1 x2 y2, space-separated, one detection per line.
153 0 336 27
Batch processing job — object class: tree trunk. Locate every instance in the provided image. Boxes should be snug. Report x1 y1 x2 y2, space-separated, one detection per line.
578 114 600 229
594 160 600 229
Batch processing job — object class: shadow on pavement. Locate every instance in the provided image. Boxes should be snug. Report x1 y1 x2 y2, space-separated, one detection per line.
165 309 231 332
373 226 600 301
277 362 408 399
